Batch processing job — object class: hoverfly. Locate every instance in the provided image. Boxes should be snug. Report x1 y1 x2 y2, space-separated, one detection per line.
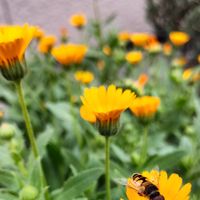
117 173 165 200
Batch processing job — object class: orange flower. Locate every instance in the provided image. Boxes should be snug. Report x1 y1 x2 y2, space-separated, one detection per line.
103 45 112 56
51 44 87 66
163 43 172 56
0 24 35 68
69 13 87 28
118 31 130 42
80 85 136 123
192 72 200 82
60 27 68 43
126 170 191 200
38 35 56 54
130 33 150 46
172 57 187 68
145 41 162 53
0 111 4 118
126 51 143 64
169 31 190 46
0 24 35 80
74 70 94 84
133 73 149 90
182 69 192 80
130 96 160 118
34 26 45 39
197 54 200 63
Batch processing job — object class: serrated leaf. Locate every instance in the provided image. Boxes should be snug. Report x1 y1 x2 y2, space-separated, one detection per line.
0 169 20 191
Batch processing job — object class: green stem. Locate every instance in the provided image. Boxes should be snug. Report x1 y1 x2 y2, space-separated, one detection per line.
140 125 149 166
105 136 111 200
15 80 39 158
92 0 103 47
14 80 50 200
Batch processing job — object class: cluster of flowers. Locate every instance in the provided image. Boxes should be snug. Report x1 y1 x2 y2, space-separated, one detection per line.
0 12 194 200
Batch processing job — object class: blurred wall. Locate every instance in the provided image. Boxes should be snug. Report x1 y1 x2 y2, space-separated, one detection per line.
0 0 151 40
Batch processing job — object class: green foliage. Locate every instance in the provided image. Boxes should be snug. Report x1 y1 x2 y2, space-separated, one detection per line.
0 12 200 200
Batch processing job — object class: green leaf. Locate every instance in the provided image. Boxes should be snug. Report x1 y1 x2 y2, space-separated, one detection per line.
37 125 54 157
0 169 20 191
0 192 18 200
111 144 131 163
52 168 103 200
28 158 43 189
146 150 185 170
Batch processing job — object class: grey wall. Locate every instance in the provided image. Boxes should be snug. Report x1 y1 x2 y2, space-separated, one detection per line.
0 0 151 40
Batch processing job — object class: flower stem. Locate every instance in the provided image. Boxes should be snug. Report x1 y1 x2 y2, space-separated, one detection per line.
15 80 39 158
140 125 149 166
14 80 50 200
105 136 111 200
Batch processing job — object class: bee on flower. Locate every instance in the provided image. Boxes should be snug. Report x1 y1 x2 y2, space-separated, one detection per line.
125 170 191 200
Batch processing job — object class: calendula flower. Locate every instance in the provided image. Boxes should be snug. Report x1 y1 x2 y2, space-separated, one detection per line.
130 96 160 118
103 45 112 56
133 73 149 91
38 35 56 54
182 69 192 80
197 54 200 63
130 33 150 47
69 13 87 28
118 31 130 42
0 111 4 118
163 43 172 56
172 57 187 68
97 60 105 70
192 72 200 82
0 24 35 81
74 70 94 84
60 27 68 43
51 44 87 66
145 41 162 54
80 85 136 136
34 26 45 40
126 51 143 65
169 31 190 46
126 170 191 200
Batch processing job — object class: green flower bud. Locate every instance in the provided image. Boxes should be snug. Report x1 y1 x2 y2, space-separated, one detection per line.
20 185 38 200
0 123 15 140
1 59 27 81
96 119 120 137
9 139 21 154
